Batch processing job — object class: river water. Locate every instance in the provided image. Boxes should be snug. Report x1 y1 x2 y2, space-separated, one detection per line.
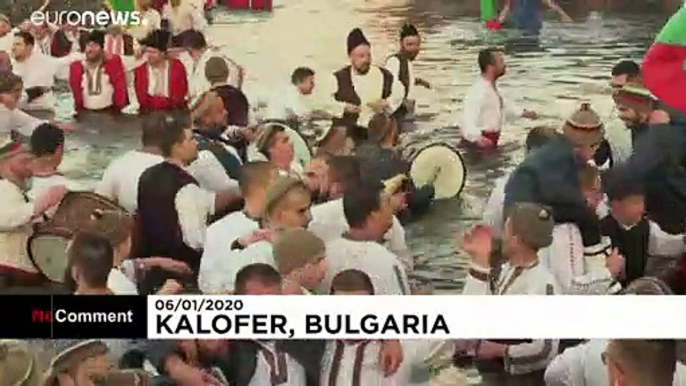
53 0 665 293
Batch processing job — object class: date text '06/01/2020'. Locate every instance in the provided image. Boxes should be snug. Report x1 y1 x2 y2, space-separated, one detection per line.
155 314 450 337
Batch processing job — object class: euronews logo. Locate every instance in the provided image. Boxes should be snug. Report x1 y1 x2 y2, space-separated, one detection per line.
30 6 142 27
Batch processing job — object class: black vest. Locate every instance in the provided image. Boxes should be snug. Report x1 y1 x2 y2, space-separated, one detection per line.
332 65 393 128
389 53 410 99
136 162 202 293
600 215 651 286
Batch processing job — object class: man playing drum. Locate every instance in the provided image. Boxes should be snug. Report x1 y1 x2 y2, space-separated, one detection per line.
0 138 66 289
324 28 405 149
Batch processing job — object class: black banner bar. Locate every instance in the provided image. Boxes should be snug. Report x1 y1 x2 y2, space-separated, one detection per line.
0 295 148 339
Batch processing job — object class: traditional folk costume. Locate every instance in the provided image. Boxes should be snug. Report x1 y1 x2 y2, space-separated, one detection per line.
601 214 686 286
459 75 524 147
0 140 48 288
642 5 686 118
384 24 422 122
323 236 411 295
199 210 259 293
104 28 135 57
537 226 618 294
12 49 82 117
322 340 451 386
137 160 217 292
328 28 404 144
609 83 686 234
504 104 611 265
544 338 686 386
34 24 74 58
219 178 309 291
134 29 189 112
308 198 413 272
463 204 561 385
68 30 130 113
27 172 82 217
163 1 208 46
253 124 304 179
186 91 242 193
179 47 243 97
95 150 165 213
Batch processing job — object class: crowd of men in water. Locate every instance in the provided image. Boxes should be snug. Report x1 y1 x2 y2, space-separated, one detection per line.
0 0 686 384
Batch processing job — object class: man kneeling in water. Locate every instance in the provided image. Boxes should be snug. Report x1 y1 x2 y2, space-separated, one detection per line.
355 113 434 222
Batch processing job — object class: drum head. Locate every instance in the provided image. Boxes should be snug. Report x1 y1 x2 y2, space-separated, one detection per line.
409 144 467 200
28 232 71 283
248 122 313 169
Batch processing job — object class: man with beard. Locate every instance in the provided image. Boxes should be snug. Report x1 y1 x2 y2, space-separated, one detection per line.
326 28 405 147
187 90 244 194
460 47 538 149
133 29 188 113
68 30 129 114
384 23 430 125
607 80 686 234
205 56 255 162
136 113 242 293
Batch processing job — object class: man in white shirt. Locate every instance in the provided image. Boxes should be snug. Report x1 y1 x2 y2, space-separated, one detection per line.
27 123 83 208
135 113 242 292
227 176 313 287
326 28 405 146
95 113 167 213
254 123 303 178
308 155 413 271
199 160 277 294
0 72 44 139
460 47 538 149
11 31 82 119
127 0 163 40
462 203 560 385
178 31 243 97
384 23 430 128
0 137 66 288
263 67 330 122
322 182 410 295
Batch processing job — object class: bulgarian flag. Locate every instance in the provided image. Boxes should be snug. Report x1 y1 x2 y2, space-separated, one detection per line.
641 4 686 117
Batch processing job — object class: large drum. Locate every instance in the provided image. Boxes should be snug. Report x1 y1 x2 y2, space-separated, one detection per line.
401 140 467 200
247 120 313 170
27 192 127 283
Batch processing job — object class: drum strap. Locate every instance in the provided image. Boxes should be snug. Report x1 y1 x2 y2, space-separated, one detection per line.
19 187 49 223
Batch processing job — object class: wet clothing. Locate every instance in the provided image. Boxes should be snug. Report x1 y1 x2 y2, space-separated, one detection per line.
504 136 602 247
511 0 543 34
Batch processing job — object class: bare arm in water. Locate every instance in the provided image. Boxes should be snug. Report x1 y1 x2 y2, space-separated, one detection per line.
498 0 573 23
